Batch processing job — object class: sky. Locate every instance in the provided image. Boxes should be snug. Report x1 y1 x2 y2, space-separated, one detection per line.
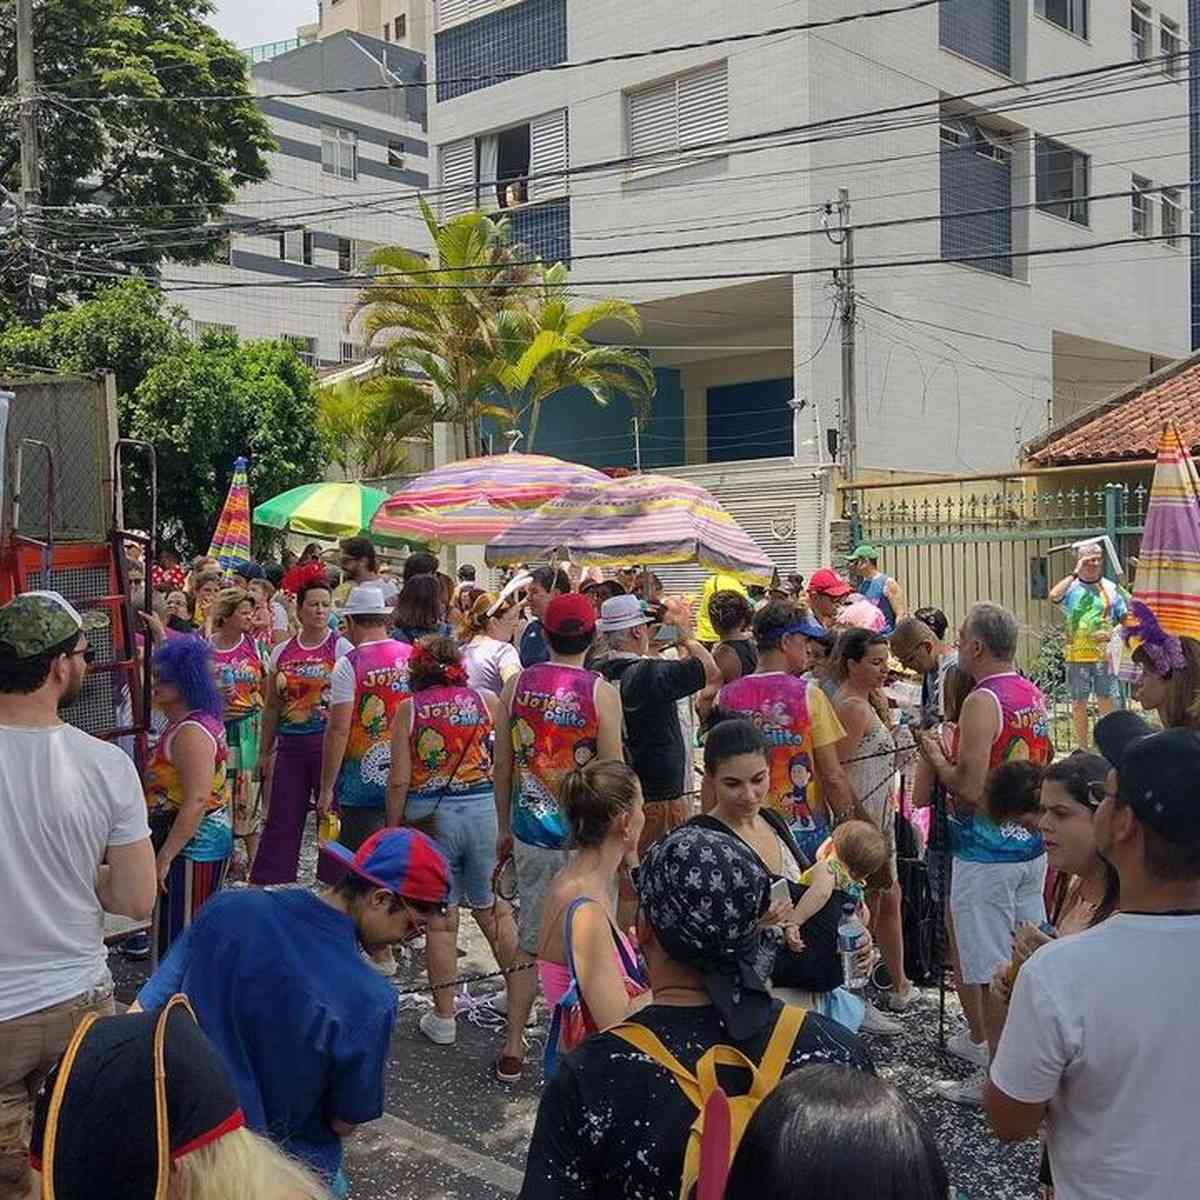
209 0 317 49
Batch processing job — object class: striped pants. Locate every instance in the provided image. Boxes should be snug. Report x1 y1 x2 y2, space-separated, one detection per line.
152 854 229 969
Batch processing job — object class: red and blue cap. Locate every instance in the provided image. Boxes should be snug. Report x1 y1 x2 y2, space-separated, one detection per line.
319 828 450 905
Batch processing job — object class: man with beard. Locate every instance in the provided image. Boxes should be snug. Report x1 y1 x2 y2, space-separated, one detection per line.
0 592 156 1195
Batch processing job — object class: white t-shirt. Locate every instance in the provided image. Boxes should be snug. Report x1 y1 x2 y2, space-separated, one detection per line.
462 636 520 695
0 723 151 1020
330 655 358 706
990 912 1200 1200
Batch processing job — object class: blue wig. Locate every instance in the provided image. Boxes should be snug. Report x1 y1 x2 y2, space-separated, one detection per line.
153 635 223 721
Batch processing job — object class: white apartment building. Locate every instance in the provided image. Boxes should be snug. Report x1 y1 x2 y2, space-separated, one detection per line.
425 0 1190 507
180 33 430 370
314 0 430 53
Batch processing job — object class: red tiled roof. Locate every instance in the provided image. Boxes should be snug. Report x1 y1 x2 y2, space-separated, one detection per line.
1026 353 1200 466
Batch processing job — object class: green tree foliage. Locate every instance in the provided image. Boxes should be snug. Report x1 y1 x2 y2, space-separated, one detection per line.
0 0 274 309
318 378 435 481
0 280 328 556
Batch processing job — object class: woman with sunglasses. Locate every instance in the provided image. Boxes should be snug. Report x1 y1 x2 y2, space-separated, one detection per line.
144 635 233 966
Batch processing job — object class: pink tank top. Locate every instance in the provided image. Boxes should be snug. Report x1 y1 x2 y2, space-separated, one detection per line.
510 662 599 849
274 631 339 736
976 672 1053 768
409 685 493 801
210 634 263 719
336 639 413 808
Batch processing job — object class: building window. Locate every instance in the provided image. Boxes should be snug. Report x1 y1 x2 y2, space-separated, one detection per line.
321 125 358 180
1162 188 1183 246
940 116 1013 277
435 0 566 102
1161 17 1182 76
1131 2 1152 60
340 341 368 363
1036 137 1089 225
1132 175 1152 236
507 196 571 267
388 140 406 169
212 233 232 265
395 14 406 39
938 0 1011 76
383 23 390 40
440 109 568 218
626 61 729 161
1035 0 1087 39
283 335 318 367
280 229 314 265
337 237 354 273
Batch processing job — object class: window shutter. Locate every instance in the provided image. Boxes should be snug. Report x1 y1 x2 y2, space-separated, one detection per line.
677 62 728 149
440 138 478 218
529 110 569 201
627 80 678 160
437 0 470 28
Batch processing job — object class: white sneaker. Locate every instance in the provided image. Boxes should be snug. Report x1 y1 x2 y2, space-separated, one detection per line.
858 1002 904 1037
879 984 917 1013
933 1074 985 1107
419 1010 458 1045
945 1029 989 1069
368 950 397 977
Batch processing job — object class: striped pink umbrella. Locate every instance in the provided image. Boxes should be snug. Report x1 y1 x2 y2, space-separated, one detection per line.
371 453 609 547
484 473 776 585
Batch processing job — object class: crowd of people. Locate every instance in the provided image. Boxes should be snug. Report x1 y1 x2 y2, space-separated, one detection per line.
2 531 1199 1200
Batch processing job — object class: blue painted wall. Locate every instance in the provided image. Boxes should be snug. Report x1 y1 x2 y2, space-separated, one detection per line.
706 378 793 462
483 368 684 469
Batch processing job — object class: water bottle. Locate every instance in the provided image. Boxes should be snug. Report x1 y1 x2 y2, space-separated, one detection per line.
838 902 870 990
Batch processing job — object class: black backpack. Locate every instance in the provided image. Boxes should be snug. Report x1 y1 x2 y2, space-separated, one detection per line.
895 811 941 987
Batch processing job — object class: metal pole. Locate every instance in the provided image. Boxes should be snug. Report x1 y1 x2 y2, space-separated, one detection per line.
632 416 642 473
838 188 857 481
16 0 41 210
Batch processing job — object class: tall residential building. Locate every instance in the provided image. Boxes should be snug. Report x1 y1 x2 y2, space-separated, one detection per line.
180 33 430 371
315 0 429 52
426 0 1190 493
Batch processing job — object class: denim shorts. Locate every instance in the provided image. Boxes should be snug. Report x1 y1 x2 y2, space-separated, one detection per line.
405 793 498 909
1066 660 1121 702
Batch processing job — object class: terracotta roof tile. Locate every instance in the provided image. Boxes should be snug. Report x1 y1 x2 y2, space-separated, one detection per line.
1027 354 1200 465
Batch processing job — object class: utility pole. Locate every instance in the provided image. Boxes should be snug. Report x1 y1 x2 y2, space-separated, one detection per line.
834 188 857 481
16 0 41 211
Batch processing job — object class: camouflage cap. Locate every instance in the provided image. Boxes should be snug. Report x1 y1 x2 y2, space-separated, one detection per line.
0 591 101 659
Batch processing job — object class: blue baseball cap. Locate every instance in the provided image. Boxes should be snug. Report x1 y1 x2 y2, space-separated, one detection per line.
787 615 833 644
319 828 450 905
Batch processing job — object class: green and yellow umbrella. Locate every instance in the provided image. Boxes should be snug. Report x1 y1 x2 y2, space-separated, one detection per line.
253 482 420 547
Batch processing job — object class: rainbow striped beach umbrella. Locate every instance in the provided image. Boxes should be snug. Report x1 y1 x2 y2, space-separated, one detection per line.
372 453 609 547
1133 422 1200 639
484 473 776 585
207 457 252 570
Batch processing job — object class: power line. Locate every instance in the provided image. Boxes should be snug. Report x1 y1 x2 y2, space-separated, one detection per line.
41 0 950 106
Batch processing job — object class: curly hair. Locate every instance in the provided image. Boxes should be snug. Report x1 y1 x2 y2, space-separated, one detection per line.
708 589 755 638
153 635 223 719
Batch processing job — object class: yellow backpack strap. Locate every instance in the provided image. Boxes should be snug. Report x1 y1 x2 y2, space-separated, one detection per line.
757 1004 806 1089
610 1023 702 1110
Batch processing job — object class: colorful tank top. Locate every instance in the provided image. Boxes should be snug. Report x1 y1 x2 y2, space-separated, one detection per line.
409 685 493 802
211 634 263 719
143 711 232 863
858 573 897 634
510 663 599 849
953 672 1052 864
336 639 413 809
274 631 341 736
717 673 826 857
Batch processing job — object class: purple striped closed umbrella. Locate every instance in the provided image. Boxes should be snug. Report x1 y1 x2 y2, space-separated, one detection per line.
485 474 776 585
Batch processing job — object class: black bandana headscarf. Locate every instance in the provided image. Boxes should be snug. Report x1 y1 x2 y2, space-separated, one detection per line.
637 823 773 1040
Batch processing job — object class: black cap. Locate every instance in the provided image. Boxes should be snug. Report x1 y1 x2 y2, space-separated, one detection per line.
30 996 243 1199
1095 712 1200 844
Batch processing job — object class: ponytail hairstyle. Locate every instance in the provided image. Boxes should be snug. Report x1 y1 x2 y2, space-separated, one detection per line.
559 760 642 849
456 590 517 641
408 635 468 692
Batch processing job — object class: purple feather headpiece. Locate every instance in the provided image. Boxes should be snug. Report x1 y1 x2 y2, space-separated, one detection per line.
1121 600 1186 676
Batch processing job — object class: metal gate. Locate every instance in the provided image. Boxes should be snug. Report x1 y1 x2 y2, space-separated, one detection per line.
853 481 1147 752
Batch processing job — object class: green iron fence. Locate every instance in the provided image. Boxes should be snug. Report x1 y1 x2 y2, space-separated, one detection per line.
851 480 1148 752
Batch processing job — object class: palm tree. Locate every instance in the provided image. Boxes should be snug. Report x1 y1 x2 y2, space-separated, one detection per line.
492 262 655 451
352 201 656 456
318 378 434 479
351 197 537 456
